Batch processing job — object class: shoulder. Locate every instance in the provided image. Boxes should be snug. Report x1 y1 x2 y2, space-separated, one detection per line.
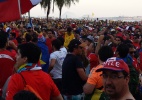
89 64 103 77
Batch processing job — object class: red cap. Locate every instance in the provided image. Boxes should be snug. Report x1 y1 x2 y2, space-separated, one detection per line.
96 57 129 74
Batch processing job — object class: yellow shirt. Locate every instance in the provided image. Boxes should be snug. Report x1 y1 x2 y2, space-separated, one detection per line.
64 32 75 48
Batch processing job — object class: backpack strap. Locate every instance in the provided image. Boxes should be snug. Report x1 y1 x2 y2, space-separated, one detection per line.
19 73 27 87
19 73 43 100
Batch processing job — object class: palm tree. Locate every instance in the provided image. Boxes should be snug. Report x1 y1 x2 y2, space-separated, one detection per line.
54 0 79 20
55 0 64 20
40 0 79 21
40 0 52 22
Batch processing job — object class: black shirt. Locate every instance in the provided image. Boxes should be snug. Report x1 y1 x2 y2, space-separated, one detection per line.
62 54 86 95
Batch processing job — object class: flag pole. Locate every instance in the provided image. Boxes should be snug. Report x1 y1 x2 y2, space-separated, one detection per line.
28 11 31 19
18 0 22 19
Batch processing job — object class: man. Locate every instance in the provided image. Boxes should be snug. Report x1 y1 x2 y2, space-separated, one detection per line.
57 36 67 55
133 33 140 50
0 30 16 98
62 39 87 100
127 43 140 72
63 26 75 48
6 43 63 100
48 39 66 93
116 43 139 99
96 57 135 100
83 46 113 100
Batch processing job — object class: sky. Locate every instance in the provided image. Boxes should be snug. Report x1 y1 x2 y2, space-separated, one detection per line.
28 0 142 18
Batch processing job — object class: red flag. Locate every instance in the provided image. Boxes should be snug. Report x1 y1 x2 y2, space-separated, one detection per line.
0 0 20 22
20 0 42 14
0 0 41 22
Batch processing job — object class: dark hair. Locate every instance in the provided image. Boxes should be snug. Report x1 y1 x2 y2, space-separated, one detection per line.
98 46 113 62
115 36 124 43
57 36 64 46
126 43 135 49
0 30 8 48
31 33 38 43
18 43 41 63
67 26 72 33
13 90 39 100
116 43 129 58
10 32 16 38
52 39 62 50
133 33 139 39
25 33 32 42
68 39 81 52
47 29 55 35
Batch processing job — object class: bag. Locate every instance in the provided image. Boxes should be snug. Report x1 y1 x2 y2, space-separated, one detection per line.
19 73 43 100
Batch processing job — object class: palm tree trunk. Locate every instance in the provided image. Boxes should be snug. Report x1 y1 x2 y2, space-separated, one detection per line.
47 2 50 22
52 0 55 12
59 7 62 20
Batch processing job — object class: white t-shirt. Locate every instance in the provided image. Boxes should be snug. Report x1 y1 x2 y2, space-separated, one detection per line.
50 50 66 79
60 47 67 55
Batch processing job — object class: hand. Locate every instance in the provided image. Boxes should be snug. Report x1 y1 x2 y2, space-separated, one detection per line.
8 40 17 51
98 35 104 43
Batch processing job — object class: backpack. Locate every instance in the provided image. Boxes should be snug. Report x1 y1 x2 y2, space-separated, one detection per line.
19 73 43 100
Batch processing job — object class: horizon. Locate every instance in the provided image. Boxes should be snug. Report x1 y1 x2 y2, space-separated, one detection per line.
26 0 142 18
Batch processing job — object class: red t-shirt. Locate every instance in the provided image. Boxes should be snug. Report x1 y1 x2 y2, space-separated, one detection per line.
12 39 18 46
6 70 60 100
88 53 99 70
133 42 140 49
0 50 16 96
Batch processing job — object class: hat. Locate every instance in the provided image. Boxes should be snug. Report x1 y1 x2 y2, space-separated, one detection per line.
96 57 129 74
86 35 94 42
68 39 81 49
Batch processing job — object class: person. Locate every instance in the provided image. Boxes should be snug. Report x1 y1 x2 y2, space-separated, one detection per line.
127 43 140 72
57 36 67 55
6 43 63 100
63 26 75 48
96 57 135 100
48 39 66 93
0 30 16 98
62 39 88 100
87 43 99 70
13 90 39 100
83 46 113 100
133 33 140 50
116 43 139 99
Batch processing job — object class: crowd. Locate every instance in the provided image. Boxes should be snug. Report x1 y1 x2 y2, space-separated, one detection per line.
0 18 142 100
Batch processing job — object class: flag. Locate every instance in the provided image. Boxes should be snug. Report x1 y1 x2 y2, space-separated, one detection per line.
92 13 94 17
20 0 42 14
0 0 20 22
0 0 41 22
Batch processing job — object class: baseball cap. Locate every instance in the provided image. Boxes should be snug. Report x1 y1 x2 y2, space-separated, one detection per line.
68 39 86 49
86 35 94 42
96 57 129 74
